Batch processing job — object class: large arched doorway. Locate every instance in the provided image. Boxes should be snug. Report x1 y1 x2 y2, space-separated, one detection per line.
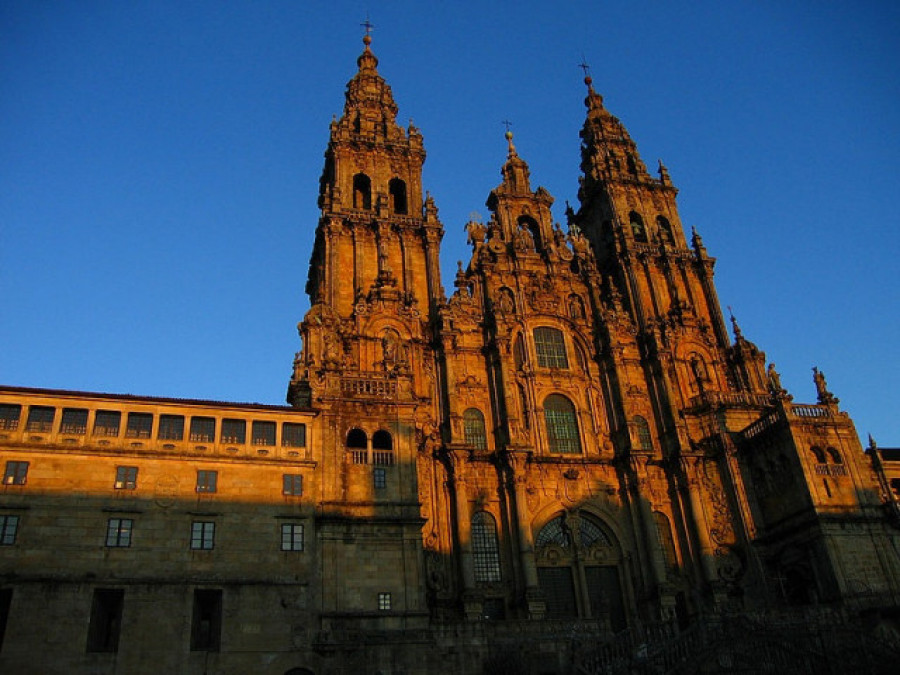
534 511 627 630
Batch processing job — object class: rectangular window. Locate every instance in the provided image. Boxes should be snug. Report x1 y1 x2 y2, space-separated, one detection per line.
60 408 88 434
158 414 184 441
252 421 276 446
124 412 153 439
373 467 386 490
378 592 391 611
534 327 569 369
196 470 217 494
190 522 215 550
282 422 306 448
0 588 11 652
0 404 22 431
282 474 303 496
0 515 19 545
105 518 133 548
191 589 222 651
86 589 124 653
93 410 121 437
221 419 246 444
190 416 216 443
280 523 304 551
114 466 138 490
25 405 54 432
2 461 28 486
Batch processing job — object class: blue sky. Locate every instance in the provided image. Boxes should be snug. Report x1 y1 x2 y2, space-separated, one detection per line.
2 1 898 444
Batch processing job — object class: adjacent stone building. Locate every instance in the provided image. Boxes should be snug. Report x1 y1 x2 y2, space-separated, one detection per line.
1 35 899 674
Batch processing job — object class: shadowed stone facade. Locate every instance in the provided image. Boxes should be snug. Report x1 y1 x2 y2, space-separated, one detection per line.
1 35 899 674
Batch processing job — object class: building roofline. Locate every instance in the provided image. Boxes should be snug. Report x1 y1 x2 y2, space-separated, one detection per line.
0 384 318 414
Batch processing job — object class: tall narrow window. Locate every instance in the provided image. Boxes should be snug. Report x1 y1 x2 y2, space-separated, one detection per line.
252 421 276 446
633 416 653 452
373 467 387 490
282 422 306 448
471 512 502 583
158 414 184 441
105 518 133 548
25 406 54 432
353 173 372 210
534 327 568 369
114 466 138 490
463 408 488 450
373 430 394 465
347 428 367 465
281 523 304 551
378 592 392 611
60 408 88 434
86 589 124 653
0 404 21 431
0 515 19 545
221 419 245 444
654 511 678 570
196 470 217 494
93 410 121 437
282 474 303 496
2 461 28 486
190 417 216 443
190 522 215 550
125 412 152 439
544 395 581 454
191 589 222 651
389 178 407 214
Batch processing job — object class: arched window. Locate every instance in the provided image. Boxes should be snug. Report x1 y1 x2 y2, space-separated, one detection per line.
826 447 842 464
810 446 826 464
352 173 371 210
657 216 674 244
389 178 407 215
373 430 394 465
533 327 568 369
626 154 638 175
629 212 647 242
471 512 501 583
574 340 590 375
633 416 652 452
535 512 625 627
463 408 488 450
544 394 581 454
347 428 367 464
654 512 679 571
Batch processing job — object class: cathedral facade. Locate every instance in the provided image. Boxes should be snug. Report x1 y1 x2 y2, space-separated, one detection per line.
1 36 899 674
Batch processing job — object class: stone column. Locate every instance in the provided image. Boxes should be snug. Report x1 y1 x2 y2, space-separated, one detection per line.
448 448 479 619
506 451 545 619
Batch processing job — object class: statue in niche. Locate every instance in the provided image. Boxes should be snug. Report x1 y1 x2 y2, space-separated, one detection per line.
497 288 515 315
323 332 341 367
382 330 400 367
514 222 534 251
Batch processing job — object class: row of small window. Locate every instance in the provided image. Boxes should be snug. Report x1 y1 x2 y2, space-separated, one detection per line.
1 461 303 496
0 404 306 447
0 514 304 552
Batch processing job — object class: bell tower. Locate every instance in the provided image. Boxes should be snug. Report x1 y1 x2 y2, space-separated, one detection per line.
288 32 445 409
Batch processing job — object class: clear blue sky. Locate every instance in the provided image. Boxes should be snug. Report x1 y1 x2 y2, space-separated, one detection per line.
2 2 898 444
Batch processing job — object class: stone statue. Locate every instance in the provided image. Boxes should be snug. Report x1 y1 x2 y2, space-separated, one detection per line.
514 223 534 251
767 363 782 393
813 367 838 404
465 219 486 246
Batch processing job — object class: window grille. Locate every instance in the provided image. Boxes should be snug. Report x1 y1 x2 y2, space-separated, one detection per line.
534 327 568 369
